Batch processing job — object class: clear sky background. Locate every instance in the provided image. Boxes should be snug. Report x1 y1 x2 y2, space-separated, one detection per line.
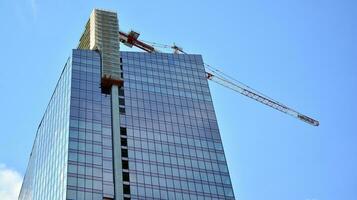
0 0 356 200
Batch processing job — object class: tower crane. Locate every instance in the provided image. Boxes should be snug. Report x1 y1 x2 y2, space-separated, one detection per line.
119 30 320 126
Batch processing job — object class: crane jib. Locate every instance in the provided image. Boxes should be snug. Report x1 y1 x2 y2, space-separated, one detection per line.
207 71 319 126
116 30 320 127
298 115 320 126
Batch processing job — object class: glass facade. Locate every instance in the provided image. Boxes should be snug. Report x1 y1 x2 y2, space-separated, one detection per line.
67 50 115 200
120 52 235 200
19 57 72 200
20 49 235 200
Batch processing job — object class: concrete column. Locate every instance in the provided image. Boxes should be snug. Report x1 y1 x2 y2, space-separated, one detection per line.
111 85 123 200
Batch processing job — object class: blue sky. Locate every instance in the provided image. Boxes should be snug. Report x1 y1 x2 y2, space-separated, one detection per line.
0 0 356 199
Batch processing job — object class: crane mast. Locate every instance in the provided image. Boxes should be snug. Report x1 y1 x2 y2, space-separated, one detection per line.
118 30 319 126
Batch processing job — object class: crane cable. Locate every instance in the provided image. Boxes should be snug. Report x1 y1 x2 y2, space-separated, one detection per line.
142 39 293 107
141 40 283 102
140 40 172 49
204 63 288 108
137 39 319 126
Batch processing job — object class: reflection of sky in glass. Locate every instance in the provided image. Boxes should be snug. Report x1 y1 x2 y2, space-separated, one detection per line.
121 51 235 199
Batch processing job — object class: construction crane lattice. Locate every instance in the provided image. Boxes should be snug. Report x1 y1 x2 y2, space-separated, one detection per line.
118 30 319 126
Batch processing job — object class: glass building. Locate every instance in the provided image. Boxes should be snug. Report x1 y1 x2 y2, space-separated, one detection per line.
19 9 235 200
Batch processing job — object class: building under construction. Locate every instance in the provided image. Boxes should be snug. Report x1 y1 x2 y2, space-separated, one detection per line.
19 8 318 200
